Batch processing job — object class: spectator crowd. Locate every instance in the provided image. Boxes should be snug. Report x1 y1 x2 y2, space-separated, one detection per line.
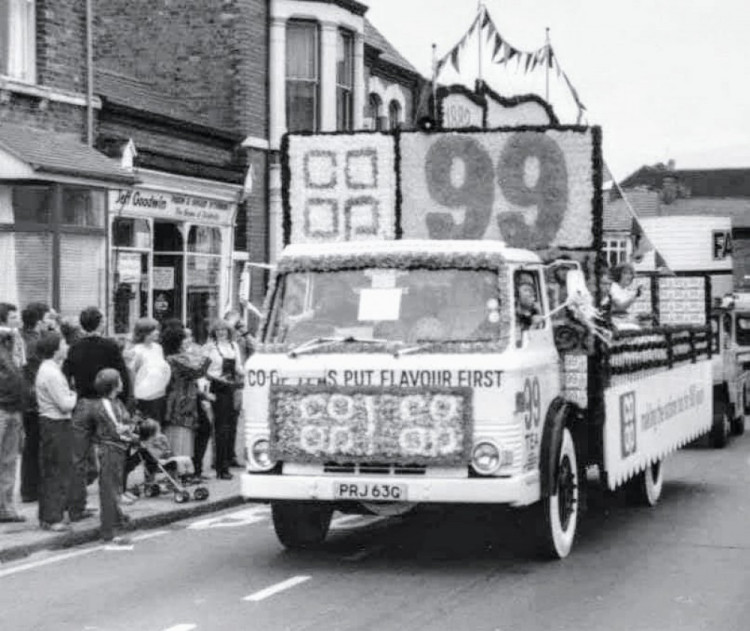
0 302 253 545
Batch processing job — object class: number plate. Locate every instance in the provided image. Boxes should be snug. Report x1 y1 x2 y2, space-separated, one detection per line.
333 481 407 501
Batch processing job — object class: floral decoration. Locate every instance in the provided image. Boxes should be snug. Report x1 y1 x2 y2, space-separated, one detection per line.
269 385 474 466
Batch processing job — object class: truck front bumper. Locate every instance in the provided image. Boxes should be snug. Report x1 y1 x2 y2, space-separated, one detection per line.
241 471 541 507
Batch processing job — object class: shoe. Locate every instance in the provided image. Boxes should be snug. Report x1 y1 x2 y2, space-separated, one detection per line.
102 536 131 546
195 474 209 482
229 460 242 468
0 514 27 523
21 496 37 503
120 493 137 505
218 472 233 480
69 508 97 522
41 522 71 532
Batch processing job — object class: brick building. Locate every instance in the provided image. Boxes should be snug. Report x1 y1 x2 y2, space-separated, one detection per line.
0 0 135 316
0 1 422 332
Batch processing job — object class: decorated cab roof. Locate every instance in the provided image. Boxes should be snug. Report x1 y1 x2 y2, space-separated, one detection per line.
276 239 540 273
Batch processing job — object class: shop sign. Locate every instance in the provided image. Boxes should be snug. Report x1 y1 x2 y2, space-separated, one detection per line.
111 188 235 226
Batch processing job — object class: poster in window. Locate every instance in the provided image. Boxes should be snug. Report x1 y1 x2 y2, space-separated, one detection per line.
153 266 175 291
117 252 141 284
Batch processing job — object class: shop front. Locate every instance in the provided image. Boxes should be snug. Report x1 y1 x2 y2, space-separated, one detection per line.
109 172 240 343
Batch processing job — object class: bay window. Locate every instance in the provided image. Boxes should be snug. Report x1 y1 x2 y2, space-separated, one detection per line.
286 20 319 132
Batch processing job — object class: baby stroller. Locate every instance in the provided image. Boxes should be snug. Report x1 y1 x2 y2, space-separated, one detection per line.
126 417 210 504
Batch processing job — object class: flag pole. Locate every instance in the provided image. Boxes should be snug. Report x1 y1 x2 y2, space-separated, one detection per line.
477 1 484 87
431 43 438 122
545 27 550 102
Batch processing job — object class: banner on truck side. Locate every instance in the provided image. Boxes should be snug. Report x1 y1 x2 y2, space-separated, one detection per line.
282 127 602 251
603 360 712 489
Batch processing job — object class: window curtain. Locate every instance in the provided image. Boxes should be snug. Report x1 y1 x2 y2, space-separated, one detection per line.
14 232 52 307
60 234 105 317
286 22 317 79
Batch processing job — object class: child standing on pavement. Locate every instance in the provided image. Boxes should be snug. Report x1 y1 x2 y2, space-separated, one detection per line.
93 368 137 545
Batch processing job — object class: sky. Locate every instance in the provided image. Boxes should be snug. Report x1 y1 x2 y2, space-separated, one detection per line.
366 0 750 180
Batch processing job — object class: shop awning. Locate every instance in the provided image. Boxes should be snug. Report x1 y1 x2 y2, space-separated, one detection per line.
0 123 137 186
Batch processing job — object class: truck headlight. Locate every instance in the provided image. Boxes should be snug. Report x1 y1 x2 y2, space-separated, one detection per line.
472 441 501 475
250 438 275 471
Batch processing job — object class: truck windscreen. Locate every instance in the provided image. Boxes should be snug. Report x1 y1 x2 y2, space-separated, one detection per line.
265 268 504 345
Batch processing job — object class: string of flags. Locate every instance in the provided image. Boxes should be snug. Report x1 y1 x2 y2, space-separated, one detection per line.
434 4 587 123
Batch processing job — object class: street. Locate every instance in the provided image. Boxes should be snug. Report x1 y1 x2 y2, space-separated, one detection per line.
1 435 749 631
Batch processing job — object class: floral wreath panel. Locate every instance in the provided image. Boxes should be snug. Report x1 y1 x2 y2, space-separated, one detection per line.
398 128 600 250
270 385 473 466
285 134 397 245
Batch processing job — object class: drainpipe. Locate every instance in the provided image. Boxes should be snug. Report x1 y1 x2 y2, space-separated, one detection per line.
85 0 94 146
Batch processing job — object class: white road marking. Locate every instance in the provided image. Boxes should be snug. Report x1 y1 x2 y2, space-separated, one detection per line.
243 575 312 602
132 530 169 542
0 545 103 579
162 625 197 631
103 545 134 551
188 506 270 530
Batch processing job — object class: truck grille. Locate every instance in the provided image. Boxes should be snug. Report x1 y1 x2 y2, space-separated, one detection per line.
322 462 427 476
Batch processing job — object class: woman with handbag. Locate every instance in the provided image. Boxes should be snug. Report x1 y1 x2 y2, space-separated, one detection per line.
205 320 243 480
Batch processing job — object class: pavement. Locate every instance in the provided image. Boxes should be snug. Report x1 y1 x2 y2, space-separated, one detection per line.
0 460 245 563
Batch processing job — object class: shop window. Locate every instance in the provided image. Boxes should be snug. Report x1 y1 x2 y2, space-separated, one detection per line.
14 232 52 306
188 225 222 255
62 187 105 228
336 29 354 131
369 93 383 131
187 255 221 343
60 234 105 316
0 0 36 83
286 20 319 132
154 221 183 252
12 185 52 224
112 217 151 249
388 100 402 130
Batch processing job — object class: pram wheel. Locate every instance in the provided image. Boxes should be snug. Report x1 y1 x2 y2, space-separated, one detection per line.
145 484 161 498
174 490 191 504
193 487 209 501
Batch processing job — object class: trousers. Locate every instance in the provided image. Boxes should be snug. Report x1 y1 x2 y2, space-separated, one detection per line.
0 409 22 518
68 398 98 518
38 417 72 525
98 443 127 541
21 409 40 502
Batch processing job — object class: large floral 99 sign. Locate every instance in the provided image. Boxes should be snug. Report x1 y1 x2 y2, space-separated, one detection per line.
270 385 473 465
400 129 599 249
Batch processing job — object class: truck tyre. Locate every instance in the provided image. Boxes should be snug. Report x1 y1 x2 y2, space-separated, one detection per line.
626 460 664 507
271 502 333 550
534 427 579 560
709 392 730 448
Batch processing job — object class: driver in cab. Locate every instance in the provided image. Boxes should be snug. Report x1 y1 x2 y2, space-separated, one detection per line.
515 273 544 332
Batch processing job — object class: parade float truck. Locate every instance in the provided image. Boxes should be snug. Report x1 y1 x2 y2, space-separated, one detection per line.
632 215 747 447
241 125 713 559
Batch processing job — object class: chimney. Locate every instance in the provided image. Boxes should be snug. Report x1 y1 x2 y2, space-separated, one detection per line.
667 159 675 171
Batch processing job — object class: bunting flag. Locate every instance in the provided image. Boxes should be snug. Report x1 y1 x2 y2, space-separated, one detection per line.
434 9 482 77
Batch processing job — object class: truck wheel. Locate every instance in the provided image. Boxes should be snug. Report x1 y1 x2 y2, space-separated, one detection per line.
535 427 579 560
731 415 745 436
271 502 333 550
709 395 730 448
626 460 664 507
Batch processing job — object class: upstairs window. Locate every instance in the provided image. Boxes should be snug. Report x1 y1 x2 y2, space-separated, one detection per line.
336 29 354 131
388 100 402 130
0 0 35 83
286 20 319 132
368 93 383 131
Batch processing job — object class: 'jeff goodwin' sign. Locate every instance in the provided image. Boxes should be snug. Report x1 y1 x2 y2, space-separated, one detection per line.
111 189 234 227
